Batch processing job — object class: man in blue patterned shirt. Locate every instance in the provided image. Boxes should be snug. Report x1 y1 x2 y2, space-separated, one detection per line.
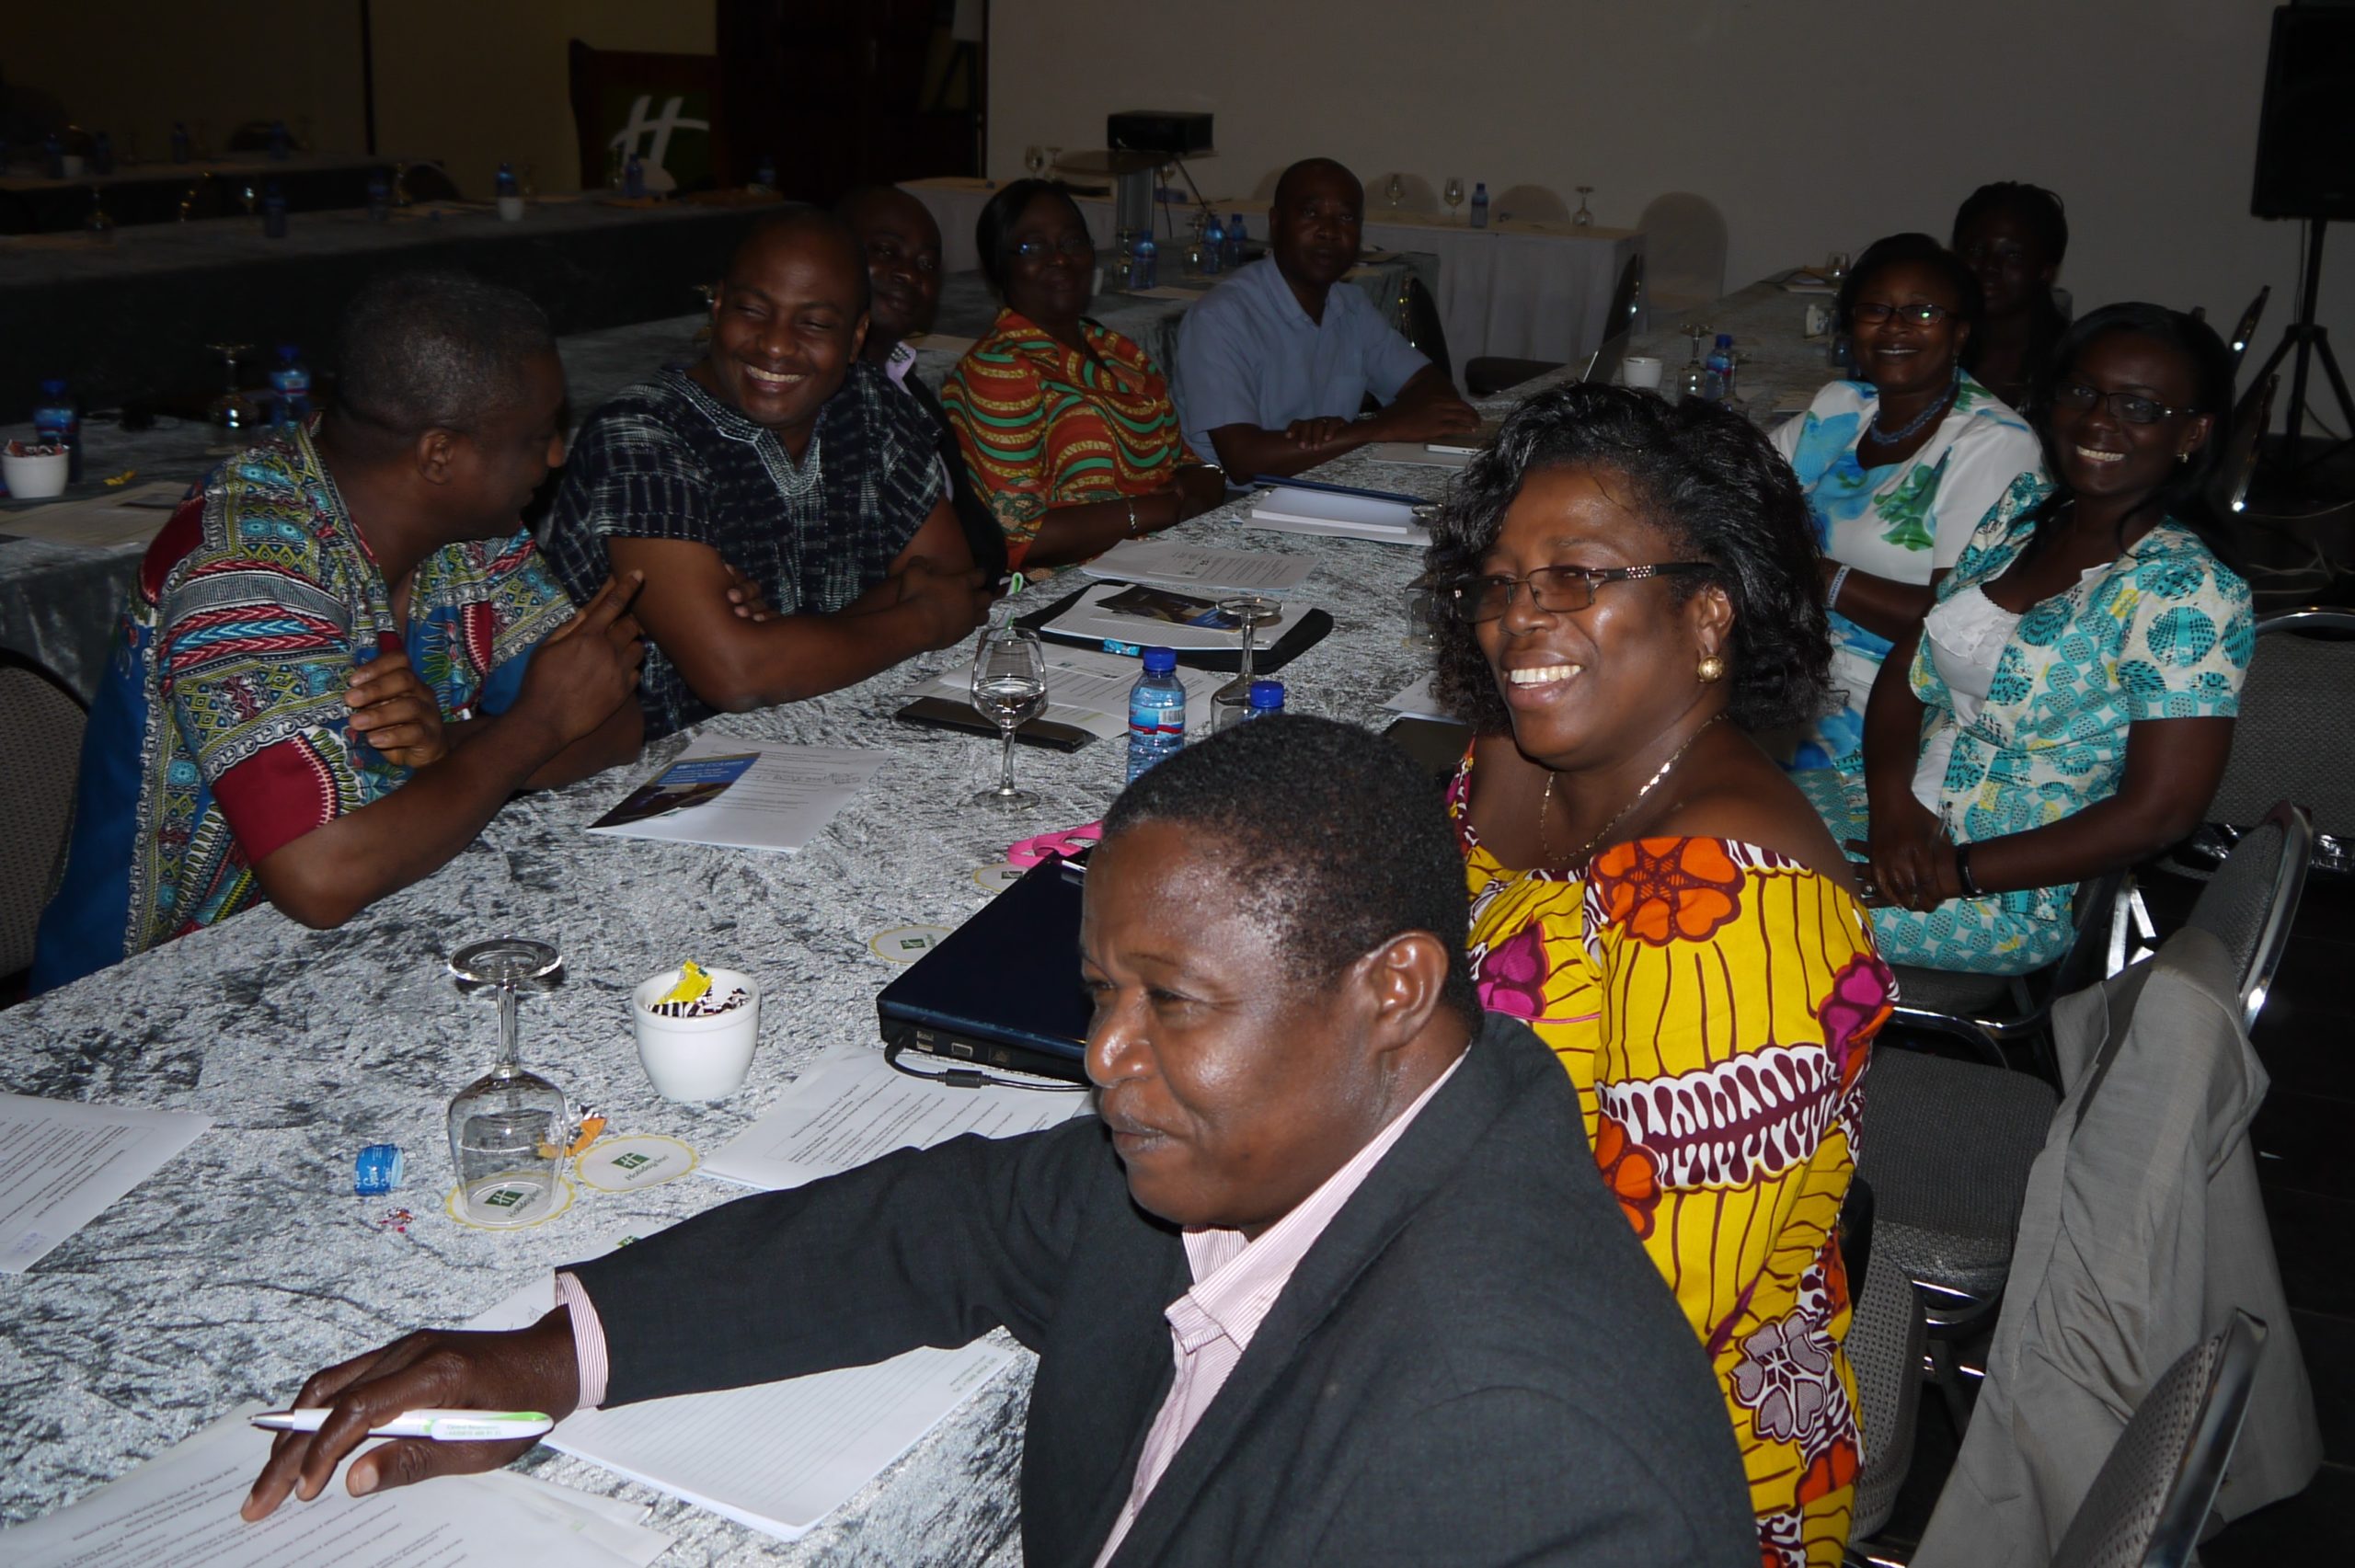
542 209 990 740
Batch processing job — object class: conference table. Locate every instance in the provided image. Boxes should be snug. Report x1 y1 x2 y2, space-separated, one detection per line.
904 176 1644 384
0 151 400 235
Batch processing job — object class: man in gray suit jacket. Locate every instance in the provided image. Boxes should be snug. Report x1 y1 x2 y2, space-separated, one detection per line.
245 716 1754 1565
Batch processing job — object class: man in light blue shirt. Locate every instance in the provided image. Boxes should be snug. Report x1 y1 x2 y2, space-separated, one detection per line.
1178 158 1479 478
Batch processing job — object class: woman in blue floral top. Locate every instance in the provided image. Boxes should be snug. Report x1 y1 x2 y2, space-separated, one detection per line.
1796 303 2250 973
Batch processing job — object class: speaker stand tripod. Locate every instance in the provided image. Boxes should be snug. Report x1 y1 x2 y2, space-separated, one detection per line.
2250 217 2355 476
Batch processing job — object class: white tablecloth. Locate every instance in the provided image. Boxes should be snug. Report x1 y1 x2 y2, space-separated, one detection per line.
906 177 1642 382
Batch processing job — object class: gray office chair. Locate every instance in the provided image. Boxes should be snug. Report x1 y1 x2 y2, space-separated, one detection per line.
1464 250 1643 396
2184 800 2313 1032
0 651 87 980
2223 286 2269 378
2202 611 2355 873
2209 372 2276 520
1885 868 2128 1078
1844 1222 1927 1546
2050 1311 2267 1568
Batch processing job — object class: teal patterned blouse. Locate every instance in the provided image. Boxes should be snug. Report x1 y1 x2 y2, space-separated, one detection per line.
1913 472 2254 929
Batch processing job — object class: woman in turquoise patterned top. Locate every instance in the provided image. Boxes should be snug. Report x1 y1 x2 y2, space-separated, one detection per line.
1773 234 2044 770
1796 304 2250 973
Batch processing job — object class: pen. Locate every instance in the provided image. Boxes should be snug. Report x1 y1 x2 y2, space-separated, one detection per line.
251 1408 556 1442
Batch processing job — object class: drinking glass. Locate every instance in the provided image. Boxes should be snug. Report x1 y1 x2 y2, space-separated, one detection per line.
1402 581 1441 649
1825 250 1850 283
205 343 254 448
1210 595 1282 732
1572 186 1595 226
238 181 259 220
971 625 1048 807
444 938 570 1229
1024 145 1046 177
1442 177 1465 222
1384 173 1405 208
1044 146 1063 177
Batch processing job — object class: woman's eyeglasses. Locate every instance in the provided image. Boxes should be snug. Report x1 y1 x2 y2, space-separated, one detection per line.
2049 382 2193 425
1850 302 1961 326
1443 562 1714 624
1009 235 1093 262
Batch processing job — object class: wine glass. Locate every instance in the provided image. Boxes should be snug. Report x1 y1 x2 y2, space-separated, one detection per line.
1209 595 1282 732
1825 250 1851 283
971 625 1048 807
237 181 259 220
1442 177 1465 222
1572 186 1595 226
1024 145 1046 177
1044 146 1063 177
445 938 570 1229
205 343 254 450
1384 173 1405 208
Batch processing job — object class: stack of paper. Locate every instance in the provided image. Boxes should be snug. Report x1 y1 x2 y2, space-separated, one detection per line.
0 478 185 549
1246 485 1429 546
1040 580 1315 652
1077 539 1314 595
0 1093 213 1274
5 1406 670 1566
586 735 884 852
902 644 1224 742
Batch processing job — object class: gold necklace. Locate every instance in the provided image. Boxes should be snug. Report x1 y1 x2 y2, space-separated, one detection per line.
1539 713 1727 870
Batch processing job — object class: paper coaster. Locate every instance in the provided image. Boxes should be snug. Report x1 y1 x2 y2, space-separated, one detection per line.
972 864 1025 893
868 924 952 964
571 1134 699 1194
443 1172 577 1231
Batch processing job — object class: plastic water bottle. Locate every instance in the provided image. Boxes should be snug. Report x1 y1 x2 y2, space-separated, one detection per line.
261 180 288 237
495 162 519 199
623 153 645 198
366 174 390 221
1125 647 1187 783
1200 213 1225 277
752 154 776 192
1705 334 1735 402
1225 212 1247 270
1246 679 1285 719
268 120 291 160
171 121 191 164
42 132 63 179
34 379 83 484
1132 232 1158 291
92 132 114 175
1469 182 1490 229
270 346 312 430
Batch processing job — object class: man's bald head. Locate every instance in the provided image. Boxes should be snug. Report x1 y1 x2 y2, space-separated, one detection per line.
834 185 944 349
1272 158 1362 217
724 207 870 315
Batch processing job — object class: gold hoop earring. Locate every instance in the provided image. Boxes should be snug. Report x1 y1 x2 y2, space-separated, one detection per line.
1697 654 1726 683
2177 450 2192 464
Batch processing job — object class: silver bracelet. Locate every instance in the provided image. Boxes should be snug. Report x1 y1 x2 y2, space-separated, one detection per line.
1826 564 1852 610
1125 497 1144 539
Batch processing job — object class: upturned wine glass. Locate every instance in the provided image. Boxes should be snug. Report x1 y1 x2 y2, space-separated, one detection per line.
971 624 1048 807
445 938 569 1229
1024 145 1046 177
1442 177 1465 222
1572 186 1595 226
1209 595 1282 732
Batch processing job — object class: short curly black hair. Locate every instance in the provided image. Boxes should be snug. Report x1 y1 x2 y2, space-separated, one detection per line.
1835 231 1984 338
1424 382 1833 738
1951 181 2069 269
975 177 1090 296
1103 714 1479 1024
335 269 554 446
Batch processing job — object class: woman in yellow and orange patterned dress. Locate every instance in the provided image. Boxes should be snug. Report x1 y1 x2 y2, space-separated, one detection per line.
1428 383 1895 1567
939 180 1226 571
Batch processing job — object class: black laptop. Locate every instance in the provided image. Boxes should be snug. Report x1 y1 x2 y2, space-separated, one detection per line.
875 853 1093 1083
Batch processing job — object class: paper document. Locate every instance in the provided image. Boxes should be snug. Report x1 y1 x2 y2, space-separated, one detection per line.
1383 672 1450 720
904 645 1223 741
906 332 976 356
1043 580 1315 651
1246 486 1429 547
705 1041 1089 1190
1425 418 1505 456
1363 440 1471 469
3 1405 670 1567
587 735 884 852
0 1093 212 1274
1078 539 1314 595
470 1259 1014 1541
0 479 186 549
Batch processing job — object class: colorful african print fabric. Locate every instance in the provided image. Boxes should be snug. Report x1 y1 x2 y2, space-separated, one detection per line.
1794 471 2254 974
1772 373 2043 769
1452 754 1890 1567
937 308 1196 569
31 424 569 991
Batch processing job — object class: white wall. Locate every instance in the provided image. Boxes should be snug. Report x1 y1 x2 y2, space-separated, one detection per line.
989 0 2349 402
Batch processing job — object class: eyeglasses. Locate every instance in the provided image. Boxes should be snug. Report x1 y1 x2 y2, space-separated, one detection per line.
1442 562 1715 624
866 239 940 275
2049 381 2194 425
1851 302 1962 326
1009 235 1092 262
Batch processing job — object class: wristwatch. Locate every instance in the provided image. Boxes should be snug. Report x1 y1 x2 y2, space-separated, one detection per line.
1125 498 1145 539
1952 841 1982 898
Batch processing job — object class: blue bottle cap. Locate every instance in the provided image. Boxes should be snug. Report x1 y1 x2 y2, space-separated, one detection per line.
353 1143 405 1196
1247 679 1284 710
278 344 298 361
40 378 67 395
1142 647 1178 674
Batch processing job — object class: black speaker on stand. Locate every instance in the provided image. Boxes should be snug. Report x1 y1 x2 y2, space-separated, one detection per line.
2249 4 2355 477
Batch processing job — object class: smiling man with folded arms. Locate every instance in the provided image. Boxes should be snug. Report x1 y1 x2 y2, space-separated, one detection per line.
245 716 1752 1566
541 208 990 742
1177 157 1481 479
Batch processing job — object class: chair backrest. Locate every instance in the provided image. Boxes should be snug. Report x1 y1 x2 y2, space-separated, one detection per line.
1848 1228 1928 1540
1491 183 1570 223
2209 372 2276 519
1605 249 1645 340
2050 1311 2267 1568
0 652 88 978
2210 612 2355 839
1398 274 1452 382
567 37 728 191
2226 285 2270 376
2186 800 2313 1031
1635 191 1728 317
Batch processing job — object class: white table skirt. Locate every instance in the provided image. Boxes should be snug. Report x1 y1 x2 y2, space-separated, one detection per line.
906 177 1642 381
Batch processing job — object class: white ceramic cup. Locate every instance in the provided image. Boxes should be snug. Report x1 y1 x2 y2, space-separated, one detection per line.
60 154 84 178
497 195 525 222
632 967 762 1101
1623 355 1663 391
2 449 70 499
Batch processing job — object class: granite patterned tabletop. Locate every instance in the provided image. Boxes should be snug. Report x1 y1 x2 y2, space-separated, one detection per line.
0 451 1470 1562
